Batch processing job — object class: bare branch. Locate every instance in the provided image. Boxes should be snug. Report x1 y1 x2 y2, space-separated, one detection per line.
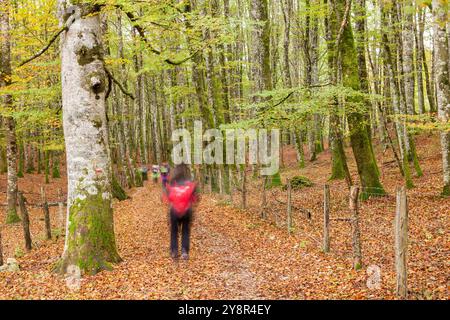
16 8 80 68
334 0 351 60
104 68 135 100
118 5 203 66
16 25 67 68
272 91 296 109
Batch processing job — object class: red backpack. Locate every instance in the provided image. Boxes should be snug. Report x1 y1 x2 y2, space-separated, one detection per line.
164 181 197 217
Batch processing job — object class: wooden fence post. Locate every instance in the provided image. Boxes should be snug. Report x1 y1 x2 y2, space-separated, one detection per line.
18 192 32 251
260 176 267 219
241 167 247 210
395 186 408 299
58 188 65 228
323 184 330 252
228 166 234 203
349 186 362 270
287 178 292 234
41 186 51 240
0 227 3 266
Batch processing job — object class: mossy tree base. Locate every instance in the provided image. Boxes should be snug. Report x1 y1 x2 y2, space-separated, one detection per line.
57 187 122 276
359 188 386 201
112 176 128 201
52 166 61 178
441 184 450 197
329 171 345 180
134 169 143 187
298 160 305 169
6 210 21 224
266 172 282 188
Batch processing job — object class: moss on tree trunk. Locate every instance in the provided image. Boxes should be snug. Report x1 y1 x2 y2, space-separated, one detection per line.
6 208 21 224
112 175 128 201
17 144 24 178
57 181 121 275
45 150 50 184
52 152 61 178
334 0 385 197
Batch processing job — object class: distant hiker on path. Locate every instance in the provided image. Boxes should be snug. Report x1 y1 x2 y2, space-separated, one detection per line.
162 164 199 260
160 162 170 189
151 164 160 183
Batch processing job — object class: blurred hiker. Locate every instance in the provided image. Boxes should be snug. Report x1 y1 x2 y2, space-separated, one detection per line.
162 163 199 260
160 162 170 188
151 164 160 183
140 166 148 181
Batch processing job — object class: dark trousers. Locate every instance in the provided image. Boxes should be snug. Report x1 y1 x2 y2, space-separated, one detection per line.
170 208 192 255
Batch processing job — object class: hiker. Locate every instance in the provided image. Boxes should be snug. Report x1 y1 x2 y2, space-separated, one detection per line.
160 162 170 188
140 166 148 181
151 164 160 183
162 163 199 260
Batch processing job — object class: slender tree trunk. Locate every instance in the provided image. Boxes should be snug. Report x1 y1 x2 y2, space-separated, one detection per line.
402 0 416 116
432 0 450 196
417 7 437 114
0 0 20 224
251 0 272 94
149 77 162 163
117 12 135 187
393 2 423 177
415 9 425 114
0 144 7 173
381 4 414 189
293 130 305 168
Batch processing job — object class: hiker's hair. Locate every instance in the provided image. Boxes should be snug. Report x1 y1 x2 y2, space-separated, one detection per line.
170 163 191 185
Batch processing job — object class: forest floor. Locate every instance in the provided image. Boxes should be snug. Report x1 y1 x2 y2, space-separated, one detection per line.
0 133 448 299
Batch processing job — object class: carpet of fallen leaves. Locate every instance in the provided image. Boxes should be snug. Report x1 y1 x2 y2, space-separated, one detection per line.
0 133 448 299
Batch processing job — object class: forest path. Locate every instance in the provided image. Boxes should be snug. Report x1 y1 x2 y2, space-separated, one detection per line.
102 181 354 299
2 134 448 299
1 176 363 299
111 181 264 299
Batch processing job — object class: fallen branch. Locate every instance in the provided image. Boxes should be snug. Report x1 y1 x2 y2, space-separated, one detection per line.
330 217 352 222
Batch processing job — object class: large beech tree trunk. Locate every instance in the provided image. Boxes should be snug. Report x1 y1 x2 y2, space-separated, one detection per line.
57 1 121 275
